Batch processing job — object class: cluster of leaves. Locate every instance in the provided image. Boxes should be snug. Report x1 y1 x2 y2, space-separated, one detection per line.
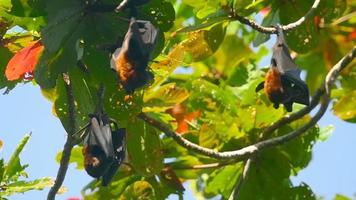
0 134 52 199
0 0 355 199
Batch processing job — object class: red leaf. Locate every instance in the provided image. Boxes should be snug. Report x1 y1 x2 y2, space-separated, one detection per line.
166 104 201 134
5 40 44 81
66 198 81 200
260 7 270 17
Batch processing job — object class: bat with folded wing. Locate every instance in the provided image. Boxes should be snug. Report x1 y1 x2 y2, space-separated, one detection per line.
82 113 126 186
111 17 158 94
256 25 309 112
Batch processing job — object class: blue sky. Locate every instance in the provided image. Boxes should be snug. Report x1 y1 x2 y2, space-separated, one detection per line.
1 79 356 200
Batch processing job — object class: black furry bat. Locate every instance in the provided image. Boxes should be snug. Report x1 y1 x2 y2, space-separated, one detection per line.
82 114 126 186
111 17 158 94
256 25 309 112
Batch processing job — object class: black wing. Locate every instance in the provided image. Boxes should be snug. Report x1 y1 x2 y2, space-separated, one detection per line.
125 17 158 68
281 74 310 106
83 115 115 179
86 116 115 158
101 127 126 186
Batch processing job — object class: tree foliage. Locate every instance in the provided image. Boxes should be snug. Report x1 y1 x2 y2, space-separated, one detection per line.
0 0 355 199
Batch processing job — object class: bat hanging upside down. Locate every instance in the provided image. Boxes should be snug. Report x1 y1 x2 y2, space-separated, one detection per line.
111 17 158 94
256 25 309 112
82 113 126 186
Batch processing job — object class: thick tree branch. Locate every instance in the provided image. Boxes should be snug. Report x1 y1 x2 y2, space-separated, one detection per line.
230 0 321 34
47 74 76 200
138 46 355 160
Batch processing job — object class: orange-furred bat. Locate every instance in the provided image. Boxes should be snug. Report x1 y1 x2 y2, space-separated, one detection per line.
256 25 309 112
83 113 126 186
110 17 158 94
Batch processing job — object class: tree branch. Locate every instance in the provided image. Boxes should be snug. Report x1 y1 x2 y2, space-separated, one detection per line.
168 161 232 170
47 74 76 200
138 46 355 160
229 157 254 200
230 0 321 34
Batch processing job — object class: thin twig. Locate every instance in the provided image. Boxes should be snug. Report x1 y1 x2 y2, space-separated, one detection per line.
229 157 254 200
138 46 356 160
230 0 321 34
168 162 232 170
47 74 76 200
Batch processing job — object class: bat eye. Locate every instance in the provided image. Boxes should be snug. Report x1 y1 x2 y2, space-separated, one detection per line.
278 43 283 47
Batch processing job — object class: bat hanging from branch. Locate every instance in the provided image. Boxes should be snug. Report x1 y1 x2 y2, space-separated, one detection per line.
256 25 309 112
111 17 158 94
81 86 126 186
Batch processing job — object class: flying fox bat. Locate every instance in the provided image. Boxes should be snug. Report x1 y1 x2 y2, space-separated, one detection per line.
82 114 126 186
111 17 158 94
256 25 309 112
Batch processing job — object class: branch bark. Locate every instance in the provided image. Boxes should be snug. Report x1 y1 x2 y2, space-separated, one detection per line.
138 46 356 160
229 157 254 200
47 74 76 200
230 0 321 34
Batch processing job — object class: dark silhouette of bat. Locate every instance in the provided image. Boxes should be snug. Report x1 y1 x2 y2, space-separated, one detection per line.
111 17 158 94
256 25 309 112
82 113 126 186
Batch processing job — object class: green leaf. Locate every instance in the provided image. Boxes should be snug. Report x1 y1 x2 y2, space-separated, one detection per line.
0 47 17 94
4 134 31 180
175 15 230 34
35 0 85 88
317 0 347 23
140 0 175 32
333 90 356 122
279 1 319 53
318 125 334 141
231 0 267 16
56 146 84 170
188 79 238 115
82 171 141 200
127 118 164 176
289 183 316 200
9 0 46 17
204 163 243 199
119 180 156 200
0 159 4 183
333 194 352 200
296 52 327 94
253 9 280 47
53 67 96 133
144 83 190 107
0 177 52 196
